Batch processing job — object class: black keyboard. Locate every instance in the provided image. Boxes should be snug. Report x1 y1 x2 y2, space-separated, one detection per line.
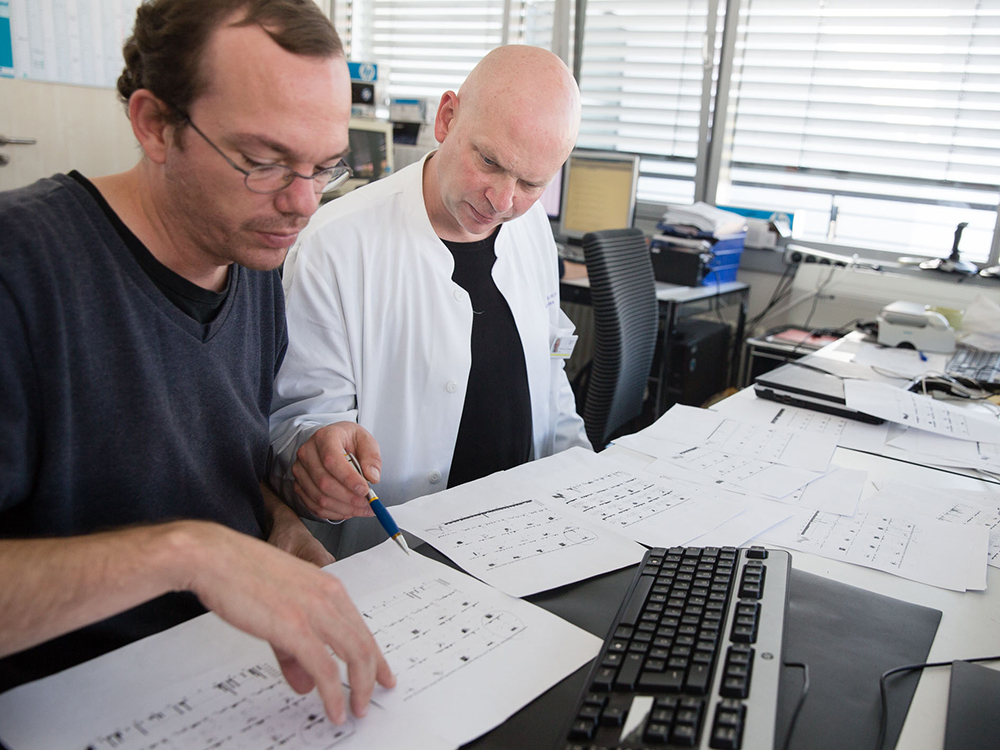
559 546 791 750
947 347 1000 387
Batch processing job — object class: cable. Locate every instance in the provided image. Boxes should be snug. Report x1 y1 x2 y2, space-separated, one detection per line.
800 265 838 333
876 654 1000 750
782 661 810 750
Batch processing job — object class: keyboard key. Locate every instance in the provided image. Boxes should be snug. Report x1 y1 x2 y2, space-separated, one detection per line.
638 668 684 692
620 575 656 626
591 667 615 691
686 663 712 694
614 652 643 690
644 723 671 743
601 652 622 668
569 718 595 740
601 705 626 726
671 722 698 746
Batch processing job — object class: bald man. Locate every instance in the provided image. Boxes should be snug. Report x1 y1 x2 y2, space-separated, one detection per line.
270 45 592 558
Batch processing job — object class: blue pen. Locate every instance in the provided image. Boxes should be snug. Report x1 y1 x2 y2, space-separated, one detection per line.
345 453 410 555
919 351 928 362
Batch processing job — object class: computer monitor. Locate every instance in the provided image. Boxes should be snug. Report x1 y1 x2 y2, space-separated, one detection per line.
558 150 640 242
540 166 563 221
342 117 395 191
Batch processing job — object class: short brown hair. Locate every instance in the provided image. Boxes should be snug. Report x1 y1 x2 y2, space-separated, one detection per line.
117 0 343 126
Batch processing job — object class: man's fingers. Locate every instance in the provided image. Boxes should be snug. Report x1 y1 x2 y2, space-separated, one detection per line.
293 452 369 518
273 646 316 694
375 650 397 688
349 428 383 484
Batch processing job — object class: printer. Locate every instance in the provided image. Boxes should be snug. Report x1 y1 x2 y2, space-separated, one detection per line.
877 300 956 354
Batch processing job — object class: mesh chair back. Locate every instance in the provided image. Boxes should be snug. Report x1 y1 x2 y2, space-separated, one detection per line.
581 228 659 449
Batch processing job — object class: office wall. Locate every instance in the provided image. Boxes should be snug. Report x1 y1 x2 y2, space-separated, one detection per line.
739 263 1000 336
0 78 139 191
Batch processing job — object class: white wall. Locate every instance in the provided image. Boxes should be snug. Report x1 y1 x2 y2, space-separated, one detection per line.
739 262 1000 336
0 79 140 191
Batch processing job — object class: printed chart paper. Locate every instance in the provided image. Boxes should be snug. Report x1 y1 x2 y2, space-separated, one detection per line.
844 380 1000 443
391 469 646 597
635 404 838 473
0 543 601 750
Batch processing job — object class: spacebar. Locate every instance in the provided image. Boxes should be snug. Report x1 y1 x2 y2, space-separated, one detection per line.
620 575 656 627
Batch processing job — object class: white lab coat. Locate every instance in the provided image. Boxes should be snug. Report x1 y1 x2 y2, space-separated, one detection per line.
270 154 591 556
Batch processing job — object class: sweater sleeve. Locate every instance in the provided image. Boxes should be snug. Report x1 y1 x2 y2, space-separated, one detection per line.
0 275 40 513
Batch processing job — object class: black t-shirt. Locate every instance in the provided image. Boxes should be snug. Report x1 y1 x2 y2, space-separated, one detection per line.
70 171 229 323
443 227 533 487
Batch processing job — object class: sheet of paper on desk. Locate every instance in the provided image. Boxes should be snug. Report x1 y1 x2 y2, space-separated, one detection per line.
868 480 1000 569
886 429 1000 474
712 391 890 454
684 498 794 548
643 443 824 500
0 614 449 750
390 470 645 597
0 542 602 750
510 447 751 548
779 466 866 516
633 404 838 473
850 346 949 378
756 500 988 591
844 380 1000 443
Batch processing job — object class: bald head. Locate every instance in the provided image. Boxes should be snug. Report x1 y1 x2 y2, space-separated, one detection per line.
424 45 581 242
457 45 581 159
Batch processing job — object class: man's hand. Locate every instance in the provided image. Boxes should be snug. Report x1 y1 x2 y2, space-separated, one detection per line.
262 482 335 567
177 521 395 724
292 423 382 521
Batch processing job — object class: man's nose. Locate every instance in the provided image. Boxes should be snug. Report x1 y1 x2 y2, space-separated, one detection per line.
485 176 516 215
276 174 323 217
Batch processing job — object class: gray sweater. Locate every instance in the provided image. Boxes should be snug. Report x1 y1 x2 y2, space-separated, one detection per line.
0 174 286 691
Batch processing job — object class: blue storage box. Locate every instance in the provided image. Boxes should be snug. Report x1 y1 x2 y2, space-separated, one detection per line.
653 228 746 287
701 232 745 286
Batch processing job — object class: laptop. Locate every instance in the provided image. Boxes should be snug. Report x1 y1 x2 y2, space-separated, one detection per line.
753 358 886 424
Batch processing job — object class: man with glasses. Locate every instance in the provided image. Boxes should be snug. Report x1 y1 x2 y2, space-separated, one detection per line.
270 45 591 559
0 0 393 726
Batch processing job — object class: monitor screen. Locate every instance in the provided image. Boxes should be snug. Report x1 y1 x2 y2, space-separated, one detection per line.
539 167 563 221
558 151 640 241
345 118 394 182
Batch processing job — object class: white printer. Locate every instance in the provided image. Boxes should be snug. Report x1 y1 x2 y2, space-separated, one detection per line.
877 300 956 353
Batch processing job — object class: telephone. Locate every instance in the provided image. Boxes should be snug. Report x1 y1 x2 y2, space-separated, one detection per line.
877 300 956 353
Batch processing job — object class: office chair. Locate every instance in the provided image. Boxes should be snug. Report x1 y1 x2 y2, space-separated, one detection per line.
579 227 659 449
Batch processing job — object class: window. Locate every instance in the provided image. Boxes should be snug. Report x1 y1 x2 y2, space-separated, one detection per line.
575 0 716 205
714 0 1000 263
334 0 562 102
332 0 1000 263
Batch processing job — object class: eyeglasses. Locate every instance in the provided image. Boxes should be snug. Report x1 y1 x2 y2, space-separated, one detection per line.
177 111 353 195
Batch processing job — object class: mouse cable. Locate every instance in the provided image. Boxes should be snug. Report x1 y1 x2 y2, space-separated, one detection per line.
781 661 810 750
876 654 1000 750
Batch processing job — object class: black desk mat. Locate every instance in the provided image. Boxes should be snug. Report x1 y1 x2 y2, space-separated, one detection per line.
458 561 941 750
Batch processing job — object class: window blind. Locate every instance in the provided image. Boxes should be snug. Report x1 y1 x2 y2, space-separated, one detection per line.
718 0 1000 261
334 0 559 101
576 0 715 204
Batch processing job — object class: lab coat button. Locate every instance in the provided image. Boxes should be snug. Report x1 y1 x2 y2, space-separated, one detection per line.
454 289 464 302
429 471 442 484
446 380 458 393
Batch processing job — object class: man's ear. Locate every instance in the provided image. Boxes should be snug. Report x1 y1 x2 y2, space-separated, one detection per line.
433 90 459 145
128 90 176 165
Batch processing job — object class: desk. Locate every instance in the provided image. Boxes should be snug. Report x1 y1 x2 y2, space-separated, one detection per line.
464 393 1000 750
560 272 749 416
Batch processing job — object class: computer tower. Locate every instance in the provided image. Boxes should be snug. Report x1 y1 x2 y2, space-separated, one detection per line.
664 319 731 407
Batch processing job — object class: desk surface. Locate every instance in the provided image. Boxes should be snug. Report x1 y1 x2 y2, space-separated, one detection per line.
560 271 748 304
730 334 1000 749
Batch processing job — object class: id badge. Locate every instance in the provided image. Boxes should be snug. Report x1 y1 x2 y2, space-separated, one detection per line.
551 333 578 358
